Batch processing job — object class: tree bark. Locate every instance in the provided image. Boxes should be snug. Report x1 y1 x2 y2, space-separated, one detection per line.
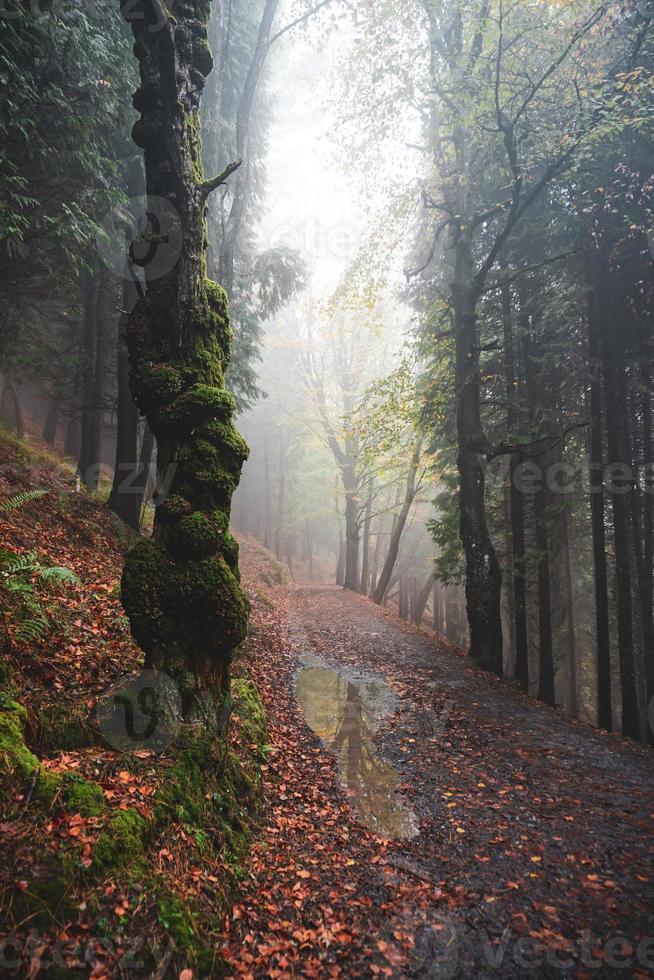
521 294 555 706
373 436 423 605
587 293 612 730
501 281 528 687
359 481 373 595
596 270 646 740
412 572 434 626
41 398 60 446
453 237 503 675
119 0 248 726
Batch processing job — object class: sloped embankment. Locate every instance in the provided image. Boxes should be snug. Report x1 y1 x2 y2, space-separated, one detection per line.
0 429 274 977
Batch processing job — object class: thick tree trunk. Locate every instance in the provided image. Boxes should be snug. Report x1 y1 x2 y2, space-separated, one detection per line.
587 294 612 730
120 0 249 726
452 241 503 674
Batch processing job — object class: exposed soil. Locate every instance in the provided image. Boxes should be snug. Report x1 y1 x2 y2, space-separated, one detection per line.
222 576 654 979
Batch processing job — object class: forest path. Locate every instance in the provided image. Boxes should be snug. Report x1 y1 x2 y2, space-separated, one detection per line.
221 581 654 979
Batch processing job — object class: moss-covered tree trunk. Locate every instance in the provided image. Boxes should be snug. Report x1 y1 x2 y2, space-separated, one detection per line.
119 0 249 728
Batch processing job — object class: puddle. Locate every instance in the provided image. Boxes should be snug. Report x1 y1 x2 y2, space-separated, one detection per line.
296 658 418 840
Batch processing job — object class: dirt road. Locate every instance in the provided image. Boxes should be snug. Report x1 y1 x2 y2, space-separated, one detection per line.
221 579 654 978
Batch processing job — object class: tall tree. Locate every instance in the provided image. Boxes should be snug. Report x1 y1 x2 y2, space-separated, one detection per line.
119 0 249 727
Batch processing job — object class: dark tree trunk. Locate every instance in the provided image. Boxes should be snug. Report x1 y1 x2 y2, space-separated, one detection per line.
561 505 578 718
521 295 555 706
412 572 434 626
596 272 646 740
87 272 108 490
501 281 528 687
453 239 503 675
587 294 612 730
107 295 142 527
78 270 97 485
638 315 653 723
108 163 147 530
120 0 248 726
1 378 23 439
42 398 60 446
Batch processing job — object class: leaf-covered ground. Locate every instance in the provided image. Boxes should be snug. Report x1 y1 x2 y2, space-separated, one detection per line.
222 576 654 979
1 431 653 978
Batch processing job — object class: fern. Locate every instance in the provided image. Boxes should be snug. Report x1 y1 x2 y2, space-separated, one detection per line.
38 565 79 585
0 540 78 650
0 489 47 513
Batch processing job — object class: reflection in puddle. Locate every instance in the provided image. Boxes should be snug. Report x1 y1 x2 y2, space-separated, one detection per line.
296 664 418 840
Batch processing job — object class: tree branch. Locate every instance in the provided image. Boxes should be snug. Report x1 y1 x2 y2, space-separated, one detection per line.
201 160 242 197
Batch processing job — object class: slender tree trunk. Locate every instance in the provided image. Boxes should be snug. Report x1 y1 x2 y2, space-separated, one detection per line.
108 163 146 530
369 527 383 597
453 238 503 675
522 294 555 706
87 271 108 490
1 378 24 439
263 436 272 550
42 398 60 446
359 481 373 595
373 437 423 604
638 314 653 723
587 294 612 730
501 281 528 687
276 438 286 560
596 273 646 740
78 270 97 485
561 506 578 717
343 459 360 591
412 572 434 626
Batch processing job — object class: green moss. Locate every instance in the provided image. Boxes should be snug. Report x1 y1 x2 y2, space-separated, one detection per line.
232 679 268 757
0 696 61 807
62 774 105 817
159 384 236 433
135 364 183 413
197 419 249 463
158 890 197 947
94 808 147 870
171 511 224 559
